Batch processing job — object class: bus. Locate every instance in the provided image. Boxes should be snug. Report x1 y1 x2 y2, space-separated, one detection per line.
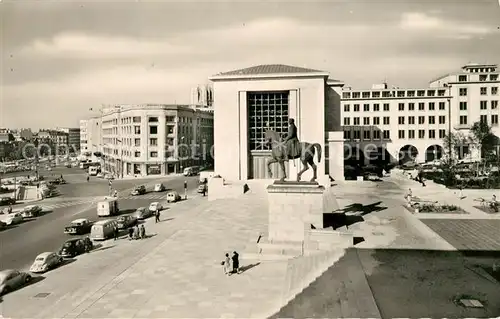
183 166 200 176
80 161 100 170
89 166 98 176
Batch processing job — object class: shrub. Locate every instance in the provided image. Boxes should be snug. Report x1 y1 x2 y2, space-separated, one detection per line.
441 204 459 211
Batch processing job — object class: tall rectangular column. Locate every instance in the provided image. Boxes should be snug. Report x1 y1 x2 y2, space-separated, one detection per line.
287 90 300 181
327 131 344 181
238 91 248 180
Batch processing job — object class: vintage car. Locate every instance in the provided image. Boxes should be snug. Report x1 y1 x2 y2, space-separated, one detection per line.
148 202 163 212
58 238 91 258
21 205 43 218
1 213 23 226
64 218 94 235
0 220 7 229
0 269 32 295
166 191 181 203
0 197 15 206
116 215 138 230
29 252 63 273
197 184 208 194
131 207 153 220
131 185 146 196
154 183 166 192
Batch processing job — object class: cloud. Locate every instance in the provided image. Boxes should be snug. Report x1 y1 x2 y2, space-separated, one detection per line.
19 32 194 59
400 12 493 39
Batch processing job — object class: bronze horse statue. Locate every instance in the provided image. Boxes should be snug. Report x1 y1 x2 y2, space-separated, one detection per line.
264 129 322 182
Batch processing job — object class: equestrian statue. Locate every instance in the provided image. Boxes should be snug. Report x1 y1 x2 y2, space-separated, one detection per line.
264 118 322 182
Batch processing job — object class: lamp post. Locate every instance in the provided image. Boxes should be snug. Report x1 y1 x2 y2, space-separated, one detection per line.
447 85 453 165
180 136 185 173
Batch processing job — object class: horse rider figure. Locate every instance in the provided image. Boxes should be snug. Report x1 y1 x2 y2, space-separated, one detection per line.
283 118 301 160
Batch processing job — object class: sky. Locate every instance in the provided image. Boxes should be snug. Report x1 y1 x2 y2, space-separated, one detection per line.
1 0 500 130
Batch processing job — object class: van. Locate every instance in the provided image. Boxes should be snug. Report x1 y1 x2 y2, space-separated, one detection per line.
89 166 98 176
97 198 119 217
90 219 118 240
183 166 200 176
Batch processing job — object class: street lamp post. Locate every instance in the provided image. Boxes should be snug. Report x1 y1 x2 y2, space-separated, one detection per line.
180 136 185 173
447 85 453 165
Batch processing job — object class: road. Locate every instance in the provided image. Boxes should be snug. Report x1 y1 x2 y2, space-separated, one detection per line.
0 172 200 271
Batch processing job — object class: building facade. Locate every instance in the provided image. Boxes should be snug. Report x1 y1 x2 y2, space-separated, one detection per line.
190 84 214 107
100 104 214 177
56 127 81 152
79 117 102 160
341 63 499 165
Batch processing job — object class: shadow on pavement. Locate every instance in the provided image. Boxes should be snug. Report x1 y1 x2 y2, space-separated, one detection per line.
92 245 115 253
239 262 260 273
0 224 19 231
323 201 387 230
158 218 174 223
1 276 46 297
58 258 76 268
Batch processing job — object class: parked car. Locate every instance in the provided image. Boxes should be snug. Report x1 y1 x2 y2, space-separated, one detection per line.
1 213 23 226
29 252 63 273
96 173 104 178
0 269 32 295
116 215 138 230
58 238 91 258
131 185 146 196
166 191 181 203
20 205 43 218
154 183 165 192
0 220 7 229
148 202 163 212
0 197 15 206
131 207 153 220
197 184 208 194
64 218 94 235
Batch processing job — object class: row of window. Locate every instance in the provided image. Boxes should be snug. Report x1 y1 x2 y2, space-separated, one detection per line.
459 74 498 81
343 102 447 112
342 89 447 99
343 129 448 140
343 115 447 126
459 87 498 96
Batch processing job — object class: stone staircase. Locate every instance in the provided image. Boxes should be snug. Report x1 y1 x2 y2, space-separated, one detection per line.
242 235 304 261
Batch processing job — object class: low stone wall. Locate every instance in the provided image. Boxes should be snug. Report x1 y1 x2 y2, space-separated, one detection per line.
207 177 249 201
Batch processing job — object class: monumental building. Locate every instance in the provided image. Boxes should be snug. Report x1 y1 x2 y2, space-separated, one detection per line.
80 117 102 160
100 104 214 177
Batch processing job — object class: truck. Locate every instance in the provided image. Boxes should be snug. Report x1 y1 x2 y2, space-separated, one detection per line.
97 198 119 217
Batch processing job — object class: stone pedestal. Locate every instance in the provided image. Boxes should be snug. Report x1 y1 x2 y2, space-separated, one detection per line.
267 181 326 242
327 131 344 181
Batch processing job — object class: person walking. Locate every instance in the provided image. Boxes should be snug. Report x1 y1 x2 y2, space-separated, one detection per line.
87 175 90 182
133 225 139 240
139 224 146 239
155 209 160 223
128 227 134 240
113 225 119 240
417 168 426 187
231 251 240 274
223 253 231 275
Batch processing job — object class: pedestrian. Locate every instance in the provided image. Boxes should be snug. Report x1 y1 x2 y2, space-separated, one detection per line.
113 226 119 240
490 194 498 212
87 175 90 182
155 209 160 223
139 224 146 239
128 227 134 240
417 168 426 187
7 205 12 214
231 251 240 274
222 253 231 275
133 225 139 239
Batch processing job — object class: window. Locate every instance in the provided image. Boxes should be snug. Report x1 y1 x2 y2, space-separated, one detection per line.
149 138 157 146
352 92 360 98
480 74 487 81
354 117 360 125
363 104 370 112
439 129 446 138
133 116 141 123
492 101 499 109
480 87 487 95
409 103 415 111
148 117 158 122
373 130 380 139
428 102 435 111
407 91 415 97
383 117 390 125
398 116 405 125
371 91 380 98
492 115 499 126
353 130 361 139
373 117 380 125
417 90 425 97
491 74 499 81
134 138 140 146
480 115 487 123
492 87 498 95
167 125 175 134
150 151 158 157
418 130 425 139
373 104 380 111
408 116 415 124
362 92 370 98
247 91 289 151
343 118 350 125
382 91 391 98
418 116 425 124
363 130 371 139
459 102 467 110
408 130 415 139
438 90 446 97
429 130 436 139
383 130 390 139
480 101 488 110
166 116 175 122
354 104 360 112
429 116 435 124
397 91 405 97
427 90 435 97
134 151 141 157
134 126 141 134
383 103 390 111
459 88 467 96
418 102 425 110
344 104 350 112
458 75 467 82
398 103 405 111
439 102 445 110
363 117 370 125
398 130 405 139
460 115 468 125
342 92 351 99
343 130 351 139
439 116 446 124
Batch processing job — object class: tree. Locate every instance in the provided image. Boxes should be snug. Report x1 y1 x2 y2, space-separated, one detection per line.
469 121 498 161
442 131 472 163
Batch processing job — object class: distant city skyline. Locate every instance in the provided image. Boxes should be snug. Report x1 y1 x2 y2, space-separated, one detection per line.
2 0 500 129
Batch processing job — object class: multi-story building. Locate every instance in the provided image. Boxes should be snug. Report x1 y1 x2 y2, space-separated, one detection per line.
100 104 214 177
341 63 499 164
56 127 81 152
190 84 214 107
79 117 102 160
37 129 69 154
